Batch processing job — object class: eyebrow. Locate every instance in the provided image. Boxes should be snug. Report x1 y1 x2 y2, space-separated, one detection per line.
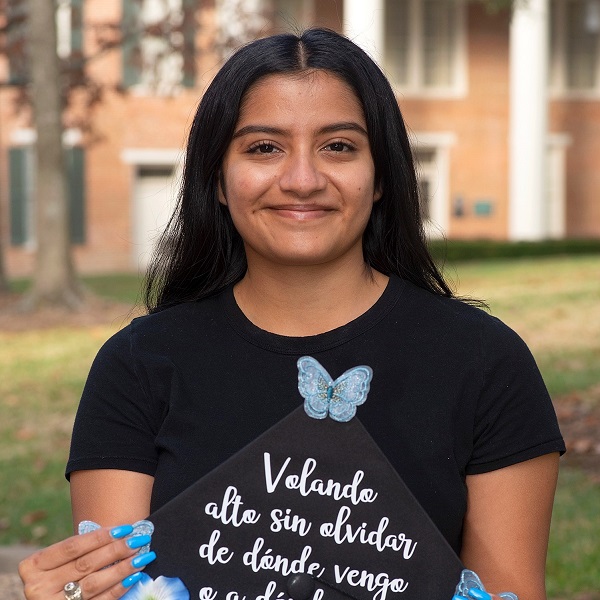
231 121 369 140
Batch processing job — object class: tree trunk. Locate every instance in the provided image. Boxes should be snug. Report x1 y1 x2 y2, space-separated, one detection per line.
0 234 9 293
25 0 82 309
0 77 10 294
0 78 9 293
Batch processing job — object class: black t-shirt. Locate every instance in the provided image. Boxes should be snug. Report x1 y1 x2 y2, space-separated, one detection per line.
66 276 565 555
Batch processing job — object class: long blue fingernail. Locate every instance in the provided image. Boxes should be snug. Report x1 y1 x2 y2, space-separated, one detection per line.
122 572 143 587
468 589 492 600
111 525 134 539
453 596 468 600
131 551 156 568
126 534 152 549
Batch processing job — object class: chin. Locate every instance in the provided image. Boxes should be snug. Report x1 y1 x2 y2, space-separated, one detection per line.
245 238 364 269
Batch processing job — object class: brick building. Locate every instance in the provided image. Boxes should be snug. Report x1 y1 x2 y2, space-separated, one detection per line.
1 0 599 277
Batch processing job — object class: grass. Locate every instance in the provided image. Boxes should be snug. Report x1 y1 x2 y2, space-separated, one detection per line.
83 273 144 305
1 255 599 596
445 255 600 398
0 326 115 545
547 468 600 597
11 273 144 305
447 254 600 596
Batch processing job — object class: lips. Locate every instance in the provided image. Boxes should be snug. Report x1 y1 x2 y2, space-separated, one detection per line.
267 204 335 220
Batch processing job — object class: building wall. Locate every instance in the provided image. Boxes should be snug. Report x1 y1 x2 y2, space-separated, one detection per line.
3 0 219 276
1 1 599 278
550 100 600 237
400 3 511 239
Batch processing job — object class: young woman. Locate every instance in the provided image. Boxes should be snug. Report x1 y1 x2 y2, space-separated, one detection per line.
19 28 564 600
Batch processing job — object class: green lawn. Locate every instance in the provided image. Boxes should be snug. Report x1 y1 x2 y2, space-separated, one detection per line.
11 273 144 305
547 468 600 597
1 256 599 597
446 255 600 398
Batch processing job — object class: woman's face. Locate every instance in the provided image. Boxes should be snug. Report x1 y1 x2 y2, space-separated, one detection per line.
219 70 381 270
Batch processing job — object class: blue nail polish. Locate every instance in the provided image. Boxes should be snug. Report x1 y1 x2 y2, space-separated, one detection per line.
126 534 152 549
453 596 468 600
468 589 492 600
122 572 143 587
131 551 156 568
110 525 134 539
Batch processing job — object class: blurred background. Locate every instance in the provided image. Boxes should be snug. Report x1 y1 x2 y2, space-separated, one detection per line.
0 1 599 599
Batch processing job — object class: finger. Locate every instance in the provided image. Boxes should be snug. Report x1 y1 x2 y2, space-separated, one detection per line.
21 536 153 600
466 589 493 600
24 526 134 573
55 535 152 593
78 551 156 600
19 528 140 600
92 572 145 600
79 552 156 600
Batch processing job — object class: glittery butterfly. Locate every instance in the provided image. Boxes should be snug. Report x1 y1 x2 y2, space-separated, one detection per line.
297 356 373 422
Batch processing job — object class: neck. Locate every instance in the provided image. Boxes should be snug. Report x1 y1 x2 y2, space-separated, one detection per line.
233 256 389 336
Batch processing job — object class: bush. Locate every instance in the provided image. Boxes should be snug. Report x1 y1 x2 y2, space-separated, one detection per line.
428 239 600 263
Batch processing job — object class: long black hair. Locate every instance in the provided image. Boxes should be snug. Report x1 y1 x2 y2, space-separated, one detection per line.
144 28 454 313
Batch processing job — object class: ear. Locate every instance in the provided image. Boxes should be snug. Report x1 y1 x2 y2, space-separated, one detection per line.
218 172 227 206
373 182 383 203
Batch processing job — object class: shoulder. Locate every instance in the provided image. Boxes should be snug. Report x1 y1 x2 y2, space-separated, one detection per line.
388 279 542 382
397 277 520 346
133 290 228 341
94 290 228 362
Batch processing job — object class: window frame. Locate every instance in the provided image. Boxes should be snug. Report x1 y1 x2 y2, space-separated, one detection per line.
549 0 600 98
272 0 315 31
122 0 196 93
8 129 86 248
412 132 455 238
383 0 468 98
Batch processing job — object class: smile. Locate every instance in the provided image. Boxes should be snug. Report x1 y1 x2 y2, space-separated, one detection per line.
267 205 335 220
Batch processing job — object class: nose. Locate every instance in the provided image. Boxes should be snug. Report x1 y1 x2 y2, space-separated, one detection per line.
278 151 327 197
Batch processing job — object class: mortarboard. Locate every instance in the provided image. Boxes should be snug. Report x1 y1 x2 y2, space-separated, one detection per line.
144 357 464 600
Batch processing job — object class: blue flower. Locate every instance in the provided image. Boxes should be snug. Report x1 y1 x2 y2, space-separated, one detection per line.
122 573 190 600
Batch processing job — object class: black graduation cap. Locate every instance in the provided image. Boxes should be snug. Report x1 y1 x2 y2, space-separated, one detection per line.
144 379 464 600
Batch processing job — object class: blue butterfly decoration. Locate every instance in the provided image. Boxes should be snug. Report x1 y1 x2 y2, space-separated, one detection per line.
297 356 373 422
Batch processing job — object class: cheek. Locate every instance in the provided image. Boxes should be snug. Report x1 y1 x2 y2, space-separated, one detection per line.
347 177 379 213
223 166 275 208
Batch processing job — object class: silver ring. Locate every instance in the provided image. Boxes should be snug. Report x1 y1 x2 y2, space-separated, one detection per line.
63 581 83 600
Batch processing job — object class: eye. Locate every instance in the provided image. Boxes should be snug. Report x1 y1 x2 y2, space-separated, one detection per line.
247 142 281 154
323 141 355 153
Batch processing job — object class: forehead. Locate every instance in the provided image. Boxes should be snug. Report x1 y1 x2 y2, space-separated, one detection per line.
236 70 366 129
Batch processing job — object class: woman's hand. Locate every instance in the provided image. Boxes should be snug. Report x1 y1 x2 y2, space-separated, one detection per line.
454 592 512 600
453 569 519 600
454 593 507 600
18 524 156 600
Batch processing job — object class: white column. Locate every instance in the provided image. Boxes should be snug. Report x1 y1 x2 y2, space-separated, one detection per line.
343 0 385 66
508 0 549 240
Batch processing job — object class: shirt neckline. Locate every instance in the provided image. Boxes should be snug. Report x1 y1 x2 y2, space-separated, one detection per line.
222 275 405 355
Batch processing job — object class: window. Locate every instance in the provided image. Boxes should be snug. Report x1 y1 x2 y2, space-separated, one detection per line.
415 149 437 222
550 0 600 95
216 0 269 57
9 145 35 246
5 0 82 84
271 0 314 30
383 0 466 96
122 0 196 93
133 165 177 269
412 133 455 236
5 0 28 84
9 138 86 247
546 134 571 238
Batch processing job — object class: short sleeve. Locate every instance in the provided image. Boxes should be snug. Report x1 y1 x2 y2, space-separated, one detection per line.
65 323 162 479
466 315 565 475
